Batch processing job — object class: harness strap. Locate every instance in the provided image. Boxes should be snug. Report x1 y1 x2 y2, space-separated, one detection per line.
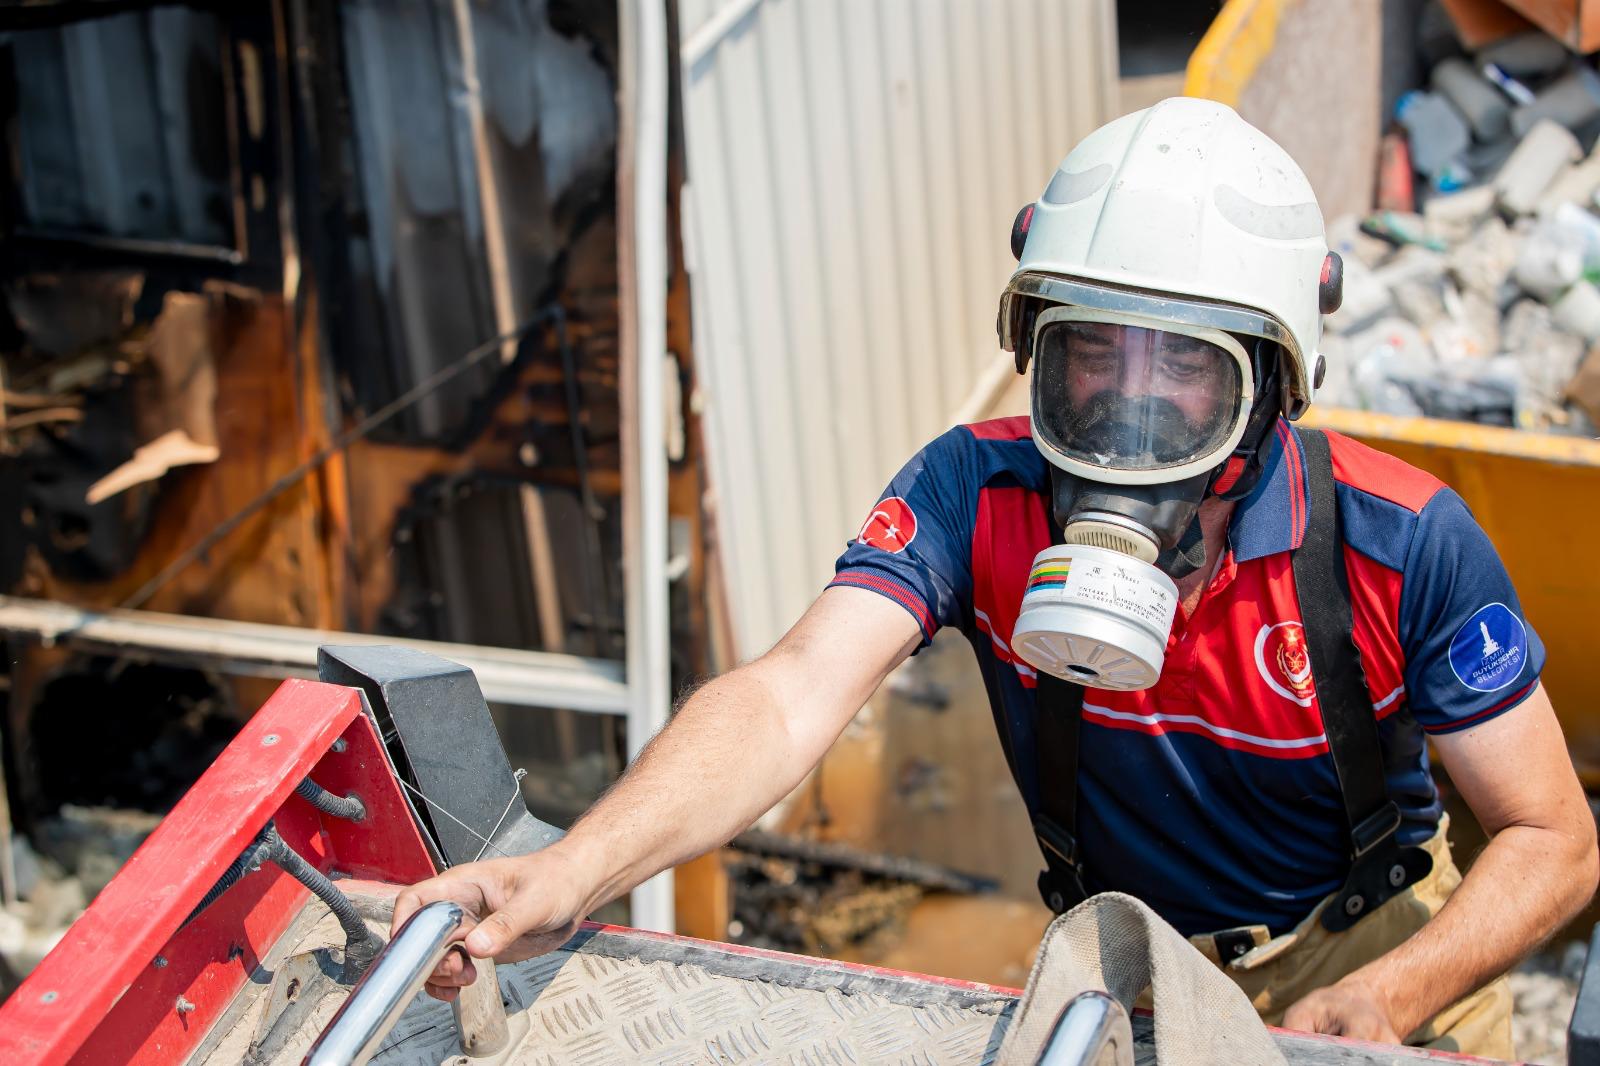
1294 428 1431 931
1032 673 1088 914
1024 428 1431 926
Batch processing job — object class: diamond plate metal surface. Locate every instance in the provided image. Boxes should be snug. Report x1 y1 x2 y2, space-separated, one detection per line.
370 928 1013 1065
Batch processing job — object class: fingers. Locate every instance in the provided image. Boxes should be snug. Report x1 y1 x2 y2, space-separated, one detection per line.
394 855 585 968
425 981 461 1003
391 886 425 935
464 905 534 958
1283 991 1348 1037
390 876 479 938
424 945 479 986
1281 990 1397 1044
1280 1001 1325 1036
396 894 472 988
460 873 563 957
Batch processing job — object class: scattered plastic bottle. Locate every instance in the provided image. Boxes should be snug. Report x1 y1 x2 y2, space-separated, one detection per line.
1432 163 1474 194
1514 203 1600 301
1482 62 1536 107
1395 91 1471 176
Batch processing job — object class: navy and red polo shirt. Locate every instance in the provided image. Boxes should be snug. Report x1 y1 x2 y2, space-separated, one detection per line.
829 416 1544 936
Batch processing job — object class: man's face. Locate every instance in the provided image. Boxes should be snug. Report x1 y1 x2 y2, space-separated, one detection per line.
1061 322 1233 428
1032 318 1244 470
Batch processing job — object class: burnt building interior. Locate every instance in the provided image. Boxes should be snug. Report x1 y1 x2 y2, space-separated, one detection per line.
0 0 1015 997
0 0 713 903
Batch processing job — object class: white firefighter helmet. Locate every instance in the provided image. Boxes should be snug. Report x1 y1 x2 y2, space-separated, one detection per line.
999 97 1340 485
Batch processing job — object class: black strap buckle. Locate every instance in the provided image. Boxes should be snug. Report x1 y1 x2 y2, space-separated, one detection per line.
1035 814 1080 869
1034 815 1087 914
1322 842 1434 933
1350 801 1402 859
1212 927 1260 963
1037 864 1088 915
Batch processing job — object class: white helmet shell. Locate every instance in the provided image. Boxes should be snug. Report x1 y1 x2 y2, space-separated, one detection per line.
1006 97 1329 409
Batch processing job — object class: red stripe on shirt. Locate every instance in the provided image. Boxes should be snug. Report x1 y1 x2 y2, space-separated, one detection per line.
962 415 1031 441
1423 680 1537 735
829 571 936 638
1081 704 1330 759
1280 421 1307 550
1326 429 1444 514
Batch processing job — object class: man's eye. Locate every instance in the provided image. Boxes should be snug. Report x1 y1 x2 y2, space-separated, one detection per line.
1159 358 1207 381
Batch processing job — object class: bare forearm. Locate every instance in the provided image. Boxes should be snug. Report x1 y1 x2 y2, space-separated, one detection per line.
529 588 917 914
544 663 829 913
391 589 916 973
1353 824 1597 1037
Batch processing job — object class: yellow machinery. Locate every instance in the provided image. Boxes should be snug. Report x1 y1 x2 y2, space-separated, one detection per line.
1187 3 1600 783
1307 409 1600 785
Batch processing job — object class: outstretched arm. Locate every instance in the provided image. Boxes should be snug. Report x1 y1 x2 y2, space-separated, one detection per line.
391 585 923 997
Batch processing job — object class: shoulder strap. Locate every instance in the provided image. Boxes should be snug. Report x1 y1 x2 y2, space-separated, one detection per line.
1023 429 1430 925
1292 429 1391 849
1294 428 1431 932
1032 673 1088 913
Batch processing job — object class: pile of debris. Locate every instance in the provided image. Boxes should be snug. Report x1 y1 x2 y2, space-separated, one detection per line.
1510 938 1588 1065
1318 20 1600 434
724 830 993 958
0 805 157 1001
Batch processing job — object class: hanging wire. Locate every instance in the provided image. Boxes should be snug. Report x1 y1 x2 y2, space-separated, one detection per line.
396 770 529 866
473 769 529 862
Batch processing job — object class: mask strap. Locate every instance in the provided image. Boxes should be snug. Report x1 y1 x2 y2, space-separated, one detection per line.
1155 515 1207 579
1207 337 1285 503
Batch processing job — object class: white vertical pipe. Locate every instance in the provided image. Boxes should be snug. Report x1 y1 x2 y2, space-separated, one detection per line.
618 0 675 933
449 0 518 360
450 0 572 773
450 0 570 675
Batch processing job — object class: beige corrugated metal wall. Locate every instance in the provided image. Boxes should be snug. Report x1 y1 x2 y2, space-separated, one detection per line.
678 0 1119 657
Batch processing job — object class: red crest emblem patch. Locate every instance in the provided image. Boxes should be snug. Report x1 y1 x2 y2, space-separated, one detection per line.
857 497 918 554
1254 621 1316 707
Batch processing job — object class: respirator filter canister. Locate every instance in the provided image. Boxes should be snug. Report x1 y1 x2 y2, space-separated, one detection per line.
1012 312 1257 690
1012 543 1179 690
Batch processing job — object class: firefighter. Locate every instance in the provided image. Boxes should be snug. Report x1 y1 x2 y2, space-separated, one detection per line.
394 99 1597 1058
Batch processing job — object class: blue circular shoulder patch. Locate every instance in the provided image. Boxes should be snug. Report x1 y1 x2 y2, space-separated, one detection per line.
1448 603 1527 693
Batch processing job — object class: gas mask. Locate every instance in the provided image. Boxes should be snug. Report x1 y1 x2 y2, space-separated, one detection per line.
1010 306 1287 690
995 99 1343 690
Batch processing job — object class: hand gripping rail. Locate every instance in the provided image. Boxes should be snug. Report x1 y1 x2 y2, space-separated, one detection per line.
302 901 510 1065
1036 990 1134 1066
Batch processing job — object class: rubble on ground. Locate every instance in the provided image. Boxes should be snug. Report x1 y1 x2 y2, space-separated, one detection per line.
1512 939 1587 1064
0 805 158 1000
723 833 992 958
1320 16 1600 434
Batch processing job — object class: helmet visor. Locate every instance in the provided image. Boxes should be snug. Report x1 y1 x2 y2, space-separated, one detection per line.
1000 270 1307 411
1032 313 1247 474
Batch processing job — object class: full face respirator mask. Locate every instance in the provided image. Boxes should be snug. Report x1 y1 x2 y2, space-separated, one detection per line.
995 100 1343 690
1008 303 1289 691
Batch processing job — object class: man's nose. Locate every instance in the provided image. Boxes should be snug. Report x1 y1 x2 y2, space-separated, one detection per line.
1118 348 1151 395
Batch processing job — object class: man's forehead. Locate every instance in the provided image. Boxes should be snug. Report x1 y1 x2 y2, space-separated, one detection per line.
1062 320 1215 352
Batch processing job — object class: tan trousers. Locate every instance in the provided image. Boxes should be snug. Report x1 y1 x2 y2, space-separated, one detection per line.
1185 817 1513 1060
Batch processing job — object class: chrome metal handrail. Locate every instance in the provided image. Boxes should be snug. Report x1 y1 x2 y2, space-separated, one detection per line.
302 900 491 1066
1037 990 1134 1066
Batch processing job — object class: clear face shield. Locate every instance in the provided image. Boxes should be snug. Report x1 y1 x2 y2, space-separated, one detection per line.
1011 308 1257 691
1029 308 1254 482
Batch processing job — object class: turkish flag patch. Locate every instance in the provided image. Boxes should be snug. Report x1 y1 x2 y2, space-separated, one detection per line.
857 497 918 553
